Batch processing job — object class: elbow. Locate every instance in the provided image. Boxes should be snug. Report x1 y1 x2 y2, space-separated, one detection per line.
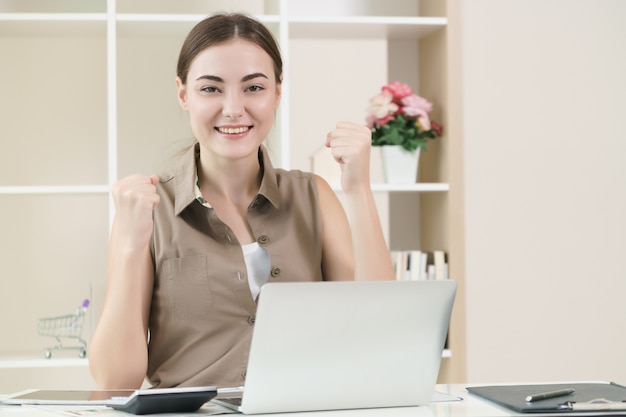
90 360 146 390
89 345 147 389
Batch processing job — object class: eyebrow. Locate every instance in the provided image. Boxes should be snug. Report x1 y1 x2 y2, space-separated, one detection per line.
195 72 269 82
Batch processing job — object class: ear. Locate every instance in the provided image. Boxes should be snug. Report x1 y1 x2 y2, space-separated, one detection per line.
274 75 283 109
175 76 189 111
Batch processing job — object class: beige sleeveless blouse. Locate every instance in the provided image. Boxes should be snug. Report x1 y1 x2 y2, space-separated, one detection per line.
148 144 323 388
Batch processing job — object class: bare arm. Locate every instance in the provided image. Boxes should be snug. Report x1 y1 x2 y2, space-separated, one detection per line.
316 176 354 281
322 122 395 281
89 175 160 389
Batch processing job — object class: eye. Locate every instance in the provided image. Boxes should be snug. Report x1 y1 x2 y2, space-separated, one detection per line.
246 85 265 93
200 86 220 93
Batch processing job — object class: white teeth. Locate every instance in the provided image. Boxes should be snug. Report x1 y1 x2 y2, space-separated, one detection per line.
217 126 249 134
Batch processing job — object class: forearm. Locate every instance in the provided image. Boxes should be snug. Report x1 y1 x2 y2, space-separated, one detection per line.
344 185 395 281
323 122 395 281
89 240 153 389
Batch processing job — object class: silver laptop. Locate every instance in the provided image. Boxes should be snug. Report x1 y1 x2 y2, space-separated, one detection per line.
212 279 457 414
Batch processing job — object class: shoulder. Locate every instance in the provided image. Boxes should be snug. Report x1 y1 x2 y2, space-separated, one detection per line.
266 169 329 210
273 167 318 190
275 170 337 209
312 174 341 209
153 144 198 213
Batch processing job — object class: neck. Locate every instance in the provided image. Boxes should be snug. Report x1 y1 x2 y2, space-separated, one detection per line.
197 147 262 205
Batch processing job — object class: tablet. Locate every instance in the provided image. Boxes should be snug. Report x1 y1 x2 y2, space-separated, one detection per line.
2 386 218 415
1 389 134 405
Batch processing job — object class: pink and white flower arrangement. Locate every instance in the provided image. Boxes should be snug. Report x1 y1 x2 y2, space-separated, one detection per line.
366 81 443 152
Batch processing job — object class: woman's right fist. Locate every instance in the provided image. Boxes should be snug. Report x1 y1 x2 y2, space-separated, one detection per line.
110 174 161 250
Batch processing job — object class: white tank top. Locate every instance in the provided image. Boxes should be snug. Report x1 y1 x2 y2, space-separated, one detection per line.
242 242 270 301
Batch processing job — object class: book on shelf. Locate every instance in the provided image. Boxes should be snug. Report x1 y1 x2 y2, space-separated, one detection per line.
391 250 448 281
433 250 448 280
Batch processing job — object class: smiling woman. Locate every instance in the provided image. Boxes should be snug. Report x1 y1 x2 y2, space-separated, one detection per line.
88 12 394 390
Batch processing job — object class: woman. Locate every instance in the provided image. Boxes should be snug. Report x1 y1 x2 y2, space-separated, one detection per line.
89 13 394 390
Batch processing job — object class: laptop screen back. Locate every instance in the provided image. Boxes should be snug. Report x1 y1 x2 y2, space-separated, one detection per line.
240 280 457 414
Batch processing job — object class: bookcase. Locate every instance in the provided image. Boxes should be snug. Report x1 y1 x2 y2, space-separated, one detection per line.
0 0 465 390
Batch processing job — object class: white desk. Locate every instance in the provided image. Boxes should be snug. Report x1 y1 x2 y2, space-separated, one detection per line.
0 384 611 417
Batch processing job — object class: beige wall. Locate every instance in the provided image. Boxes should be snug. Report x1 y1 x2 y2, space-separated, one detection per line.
462 0 626 382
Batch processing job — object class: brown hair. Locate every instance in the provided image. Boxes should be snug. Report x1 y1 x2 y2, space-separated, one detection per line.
177 13 283 85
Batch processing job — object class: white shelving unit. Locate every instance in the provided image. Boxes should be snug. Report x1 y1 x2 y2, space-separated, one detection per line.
0 0 459 389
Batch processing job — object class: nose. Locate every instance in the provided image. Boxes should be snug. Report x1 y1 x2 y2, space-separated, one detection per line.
222 90 244 119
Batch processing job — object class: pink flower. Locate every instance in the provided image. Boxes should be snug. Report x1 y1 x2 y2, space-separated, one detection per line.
375 114 395 126
365 90 399 127
382 81 413 99
401 94 433 115
415 112 432 131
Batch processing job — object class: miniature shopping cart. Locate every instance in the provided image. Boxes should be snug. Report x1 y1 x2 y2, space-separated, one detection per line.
37 299 90 359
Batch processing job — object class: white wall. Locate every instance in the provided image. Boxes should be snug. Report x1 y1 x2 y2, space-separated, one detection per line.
462 0 626 383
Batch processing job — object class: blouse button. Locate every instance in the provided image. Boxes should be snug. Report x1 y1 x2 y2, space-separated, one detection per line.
270 267 281 278
247 315 256 325
257 235 269 245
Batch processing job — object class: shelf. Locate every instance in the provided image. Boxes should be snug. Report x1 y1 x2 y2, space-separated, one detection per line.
0 183 447 197
116 13 281 23
0 186 109 195
115 13 281 37
372 183 450 192
0 13 445 40
0 352 450 369
289 16 446 40
332 183 450 193
0 352 88 369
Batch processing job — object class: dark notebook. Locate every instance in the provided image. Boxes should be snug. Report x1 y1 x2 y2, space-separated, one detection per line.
466 382 626 413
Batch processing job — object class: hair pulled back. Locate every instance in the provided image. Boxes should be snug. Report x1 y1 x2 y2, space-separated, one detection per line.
177 13 283 85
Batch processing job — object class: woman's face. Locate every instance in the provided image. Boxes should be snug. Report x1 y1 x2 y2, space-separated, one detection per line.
176 38 281 161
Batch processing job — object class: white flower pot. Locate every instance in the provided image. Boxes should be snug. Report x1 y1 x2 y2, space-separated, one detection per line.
380 145 420 184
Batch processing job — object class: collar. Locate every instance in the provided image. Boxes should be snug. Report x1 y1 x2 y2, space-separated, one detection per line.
173 143 281 216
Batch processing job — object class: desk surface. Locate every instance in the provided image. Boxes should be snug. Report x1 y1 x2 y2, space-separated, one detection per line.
0 384 615 417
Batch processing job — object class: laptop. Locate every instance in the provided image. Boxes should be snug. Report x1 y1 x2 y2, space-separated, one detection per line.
212 279 457 414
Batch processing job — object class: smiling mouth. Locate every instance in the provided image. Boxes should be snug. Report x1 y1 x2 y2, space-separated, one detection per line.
216 126 251 134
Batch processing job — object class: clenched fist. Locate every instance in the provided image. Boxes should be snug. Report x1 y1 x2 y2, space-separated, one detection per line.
110 174 160 251
325 121 372 193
